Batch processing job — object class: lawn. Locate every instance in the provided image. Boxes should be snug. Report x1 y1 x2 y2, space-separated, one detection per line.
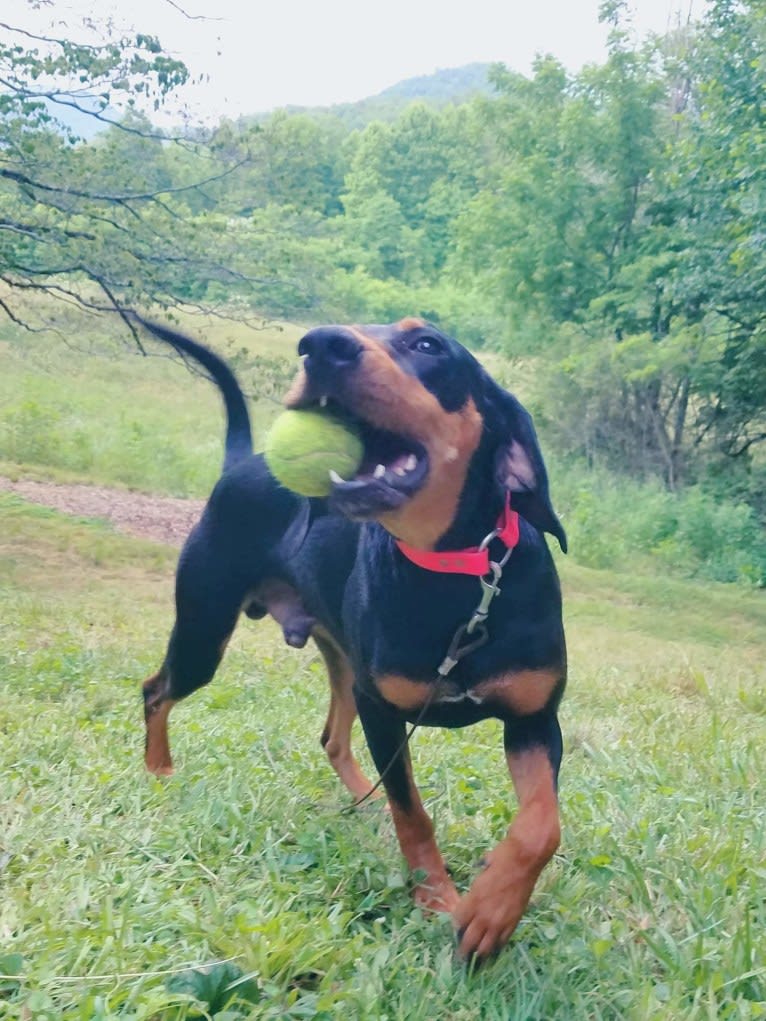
1 494 764 1019
0 308 303 499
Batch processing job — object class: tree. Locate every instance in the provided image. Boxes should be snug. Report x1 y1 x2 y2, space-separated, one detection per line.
0 8 279 343
553 0 766 493
670 0 766 469
453 2 765 496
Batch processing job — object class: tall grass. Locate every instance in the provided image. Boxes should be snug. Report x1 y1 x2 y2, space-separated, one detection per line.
0 314 300 497
554 463 766 587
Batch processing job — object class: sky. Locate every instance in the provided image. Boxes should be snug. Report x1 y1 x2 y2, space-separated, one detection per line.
9 0 705 123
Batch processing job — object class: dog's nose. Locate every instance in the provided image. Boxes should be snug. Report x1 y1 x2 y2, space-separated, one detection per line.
298 327 362 368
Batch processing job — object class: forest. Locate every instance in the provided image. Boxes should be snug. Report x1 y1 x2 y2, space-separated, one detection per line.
1 0 765 581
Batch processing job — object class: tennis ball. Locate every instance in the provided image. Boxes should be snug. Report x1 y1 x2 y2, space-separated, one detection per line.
264 409 364 497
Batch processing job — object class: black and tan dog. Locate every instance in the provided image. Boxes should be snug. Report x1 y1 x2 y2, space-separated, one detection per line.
140 317 567 961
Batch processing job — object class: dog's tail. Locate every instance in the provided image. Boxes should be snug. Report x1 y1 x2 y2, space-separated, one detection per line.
135 317 253 470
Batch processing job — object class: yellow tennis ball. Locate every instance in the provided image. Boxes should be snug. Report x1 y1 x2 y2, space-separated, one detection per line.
264 409 364 497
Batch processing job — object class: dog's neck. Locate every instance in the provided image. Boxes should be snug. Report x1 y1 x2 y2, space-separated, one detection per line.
434 459 504 553
376 448 505 555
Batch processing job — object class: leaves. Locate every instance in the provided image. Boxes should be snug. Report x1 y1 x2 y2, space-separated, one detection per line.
166 961 261 1014
0 13 288 339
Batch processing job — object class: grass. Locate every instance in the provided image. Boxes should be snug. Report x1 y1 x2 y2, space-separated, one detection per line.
1 303 764 1015
0 310 303 499
1 495 764 1019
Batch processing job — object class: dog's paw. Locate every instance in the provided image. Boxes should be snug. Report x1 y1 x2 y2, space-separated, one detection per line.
413 875 459 915
452 858 528 961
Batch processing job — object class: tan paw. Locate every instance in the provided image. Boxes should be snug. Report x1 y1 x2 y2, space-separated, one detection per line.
453 863 528 961
414 875 460 914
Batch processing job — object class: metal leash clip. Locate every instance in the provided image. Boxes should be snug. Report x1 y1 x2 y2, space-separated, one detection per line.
437 620 489 678
466 563 502 634
437 519 517 677
478 522 515 570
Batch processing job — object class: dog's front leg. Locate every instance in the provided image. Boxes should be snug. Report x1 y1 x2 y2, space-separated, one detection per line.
355 687 459 913
454 712 562 961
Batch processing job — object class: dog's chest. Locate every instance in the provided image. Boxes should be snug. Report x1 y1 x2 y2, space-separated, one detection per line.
374 669 561 718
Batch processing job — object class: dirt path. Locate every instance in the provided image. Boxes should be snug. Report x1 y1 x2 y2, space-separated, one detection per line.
0 476 204 547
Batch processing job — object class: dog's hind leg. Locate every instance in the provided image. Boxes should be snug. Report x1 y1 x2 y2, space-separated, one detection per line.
313 630 378 800
143 536 246 776
143 606 241 775
143 667 177 776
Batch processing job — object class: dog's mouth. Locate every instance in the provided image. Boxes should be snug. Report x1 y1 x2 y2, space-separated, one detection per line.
302 395 429 519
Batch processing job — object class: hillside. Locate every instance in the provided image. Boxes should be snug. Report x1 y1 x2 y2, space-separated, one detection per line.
51 63 496 140
1 475 763 1016
245 62 495 129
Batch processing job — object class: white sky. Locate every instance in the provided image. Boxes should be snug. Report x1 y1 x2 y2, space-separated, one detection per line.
8 0 705 123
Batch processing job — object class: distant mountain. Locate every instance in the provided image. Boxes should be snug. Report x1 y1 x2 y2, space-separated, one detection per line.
362 62 494 107
50 63 497 140
248 62 497 130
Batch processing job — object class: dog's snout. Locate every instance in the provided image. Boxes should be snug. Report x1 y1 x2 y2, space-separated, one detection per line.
298 327 362 368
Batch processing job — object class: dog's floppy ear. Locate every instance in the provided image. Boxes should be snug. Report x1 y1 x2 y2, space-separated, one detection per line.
482 376 567 552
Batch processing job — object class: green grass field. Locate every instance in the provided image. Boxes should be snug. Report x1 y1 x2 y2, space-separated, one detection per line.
0 307 534 505
0 309 303 499
1 495 764 1019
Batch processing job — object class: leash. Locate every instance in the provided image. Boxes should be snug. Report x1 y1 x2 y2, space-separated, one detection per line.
346 502 520 810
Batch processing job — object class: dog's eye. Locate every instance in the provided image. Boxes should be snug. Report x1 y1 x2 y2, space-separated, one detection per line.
410 336 443 355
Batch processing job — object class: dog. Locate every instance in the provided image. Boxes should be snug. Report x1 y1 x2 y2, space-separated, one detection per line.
139 316 567 961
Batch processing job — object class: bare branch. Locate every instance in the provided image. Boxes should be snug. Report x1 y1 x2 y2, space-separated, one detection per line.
90 275 145 352
161 0 224 21
0 20 103 51
40 94 178 142
0 295 47 333
0 218 96 242
0 79 190 144
1 274 121 313
729 432 766 457
0 222 41 241
0 158 250 205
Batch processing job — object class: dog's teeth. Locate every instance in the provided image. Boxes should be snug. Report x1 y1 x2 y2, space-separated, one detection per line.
329 469 346 484
394 466 406 476
405 454 417 471
319 395 328 408
373 464 386 479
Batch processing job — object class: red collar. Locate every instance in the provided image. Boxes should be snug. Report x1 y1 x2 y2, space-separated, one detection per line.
395 495 520 576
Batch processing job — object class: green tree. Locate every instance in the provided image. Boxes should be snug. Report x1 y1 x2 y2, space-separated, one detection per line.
454 3 765 495
340 125 419 279
670 0 766 468
551 0 766 493
0 10 275 341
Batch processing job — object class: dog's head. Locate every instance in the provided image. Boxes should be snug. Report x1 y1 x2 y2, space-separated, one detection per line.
285 318 566 552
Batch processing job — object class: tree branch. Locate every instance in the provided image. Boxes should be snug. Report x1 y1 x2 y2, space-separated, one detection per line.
162 0 224 21
90 275 145 352
0 158 250 205
0 295 47 333
0 21 102 51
